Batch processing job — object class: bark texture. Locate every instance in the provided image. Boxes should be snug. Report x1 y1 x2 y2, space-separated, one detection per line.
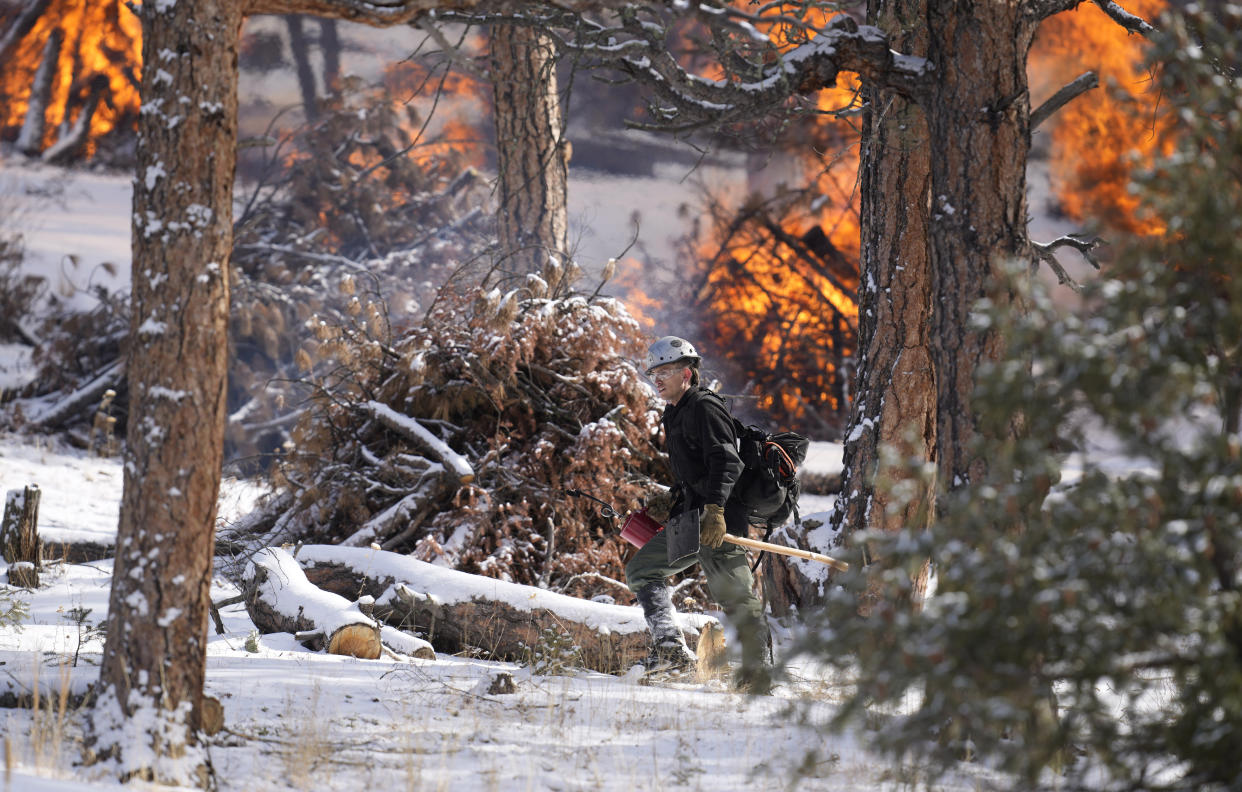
490 23 569 277
92 1 241 782
840 0 936 612
925 3 1034 491
764 0 937 615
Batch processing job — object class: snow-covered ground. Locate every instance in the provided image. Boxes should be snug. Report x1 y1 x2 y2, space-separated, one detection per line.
0 431 1003 792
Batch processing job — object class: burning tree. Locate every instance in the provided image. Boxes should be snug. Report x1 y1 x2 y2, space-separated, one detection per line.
688 175 860 436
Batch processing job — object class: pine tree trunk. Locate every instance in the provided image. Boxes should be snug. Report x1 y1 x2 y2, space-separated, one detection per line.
319 19 341 92
91 1 240 783
835 0 937 614
764 0 937 615
286 14 318 121
490 23 569 279
925 3 1035 490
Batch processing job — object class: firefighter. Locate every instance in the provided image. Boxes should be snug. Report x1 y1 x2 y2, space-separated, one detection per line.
626 335 772 693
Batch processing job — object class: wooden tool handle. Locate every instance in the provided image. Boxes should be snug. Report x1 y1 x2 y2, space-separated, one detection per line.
722 534 849 572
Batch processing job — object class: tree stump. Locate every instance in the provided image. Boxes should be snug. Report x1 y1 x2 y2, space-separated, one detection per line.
2 485 42 588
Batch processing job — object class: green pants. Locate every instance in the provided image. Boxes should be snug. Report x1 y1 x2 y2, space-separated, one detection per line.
625 518 766 665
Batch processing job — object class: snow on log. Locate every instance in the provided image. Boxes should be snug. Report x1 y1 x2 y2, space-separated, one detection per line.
28 359 125 430
361 400 474 482
294 544 718 674
242 546 431 660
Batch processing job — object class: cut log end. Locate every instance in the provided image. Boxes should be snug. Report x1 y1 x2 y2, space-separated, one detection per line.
326 623 382 659
696 622 727 679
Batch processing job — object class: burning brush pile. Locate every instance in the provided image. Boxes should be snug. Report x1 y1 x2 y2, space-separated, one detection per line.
225 80 493 466
240 272 668 595
0 0 141 164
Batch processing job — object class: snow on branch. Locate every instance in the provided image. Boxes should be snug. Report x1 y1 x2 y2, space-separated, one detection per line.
429 3 933 133
1092 0 1156 36
1026 0 1155 36
1033 234 1104 290
361 400 474 481
241 0 629 25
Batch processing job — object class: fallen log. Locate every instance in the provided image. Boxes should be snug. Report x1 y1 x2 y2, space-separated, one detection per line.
293 544 718 674
29 359 124 431
242 546 432 660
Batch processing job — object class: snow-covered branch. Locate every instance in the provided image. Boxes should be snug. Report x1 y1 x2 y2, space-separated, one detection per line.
242 0 629 25
1025 0 1155 36
1033 234 1104 290
1091 0 1156 36
360 400 474 482
429 3 932 132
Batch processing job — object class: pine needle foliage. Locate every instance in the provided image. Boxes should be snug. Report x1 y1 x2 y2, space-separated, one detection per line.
799 8 1242 790
264 274 668 589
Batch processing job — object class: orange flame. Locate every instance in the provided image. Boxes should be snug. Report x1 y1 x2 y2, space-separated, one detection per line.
1032 0 1171 235
691 16 862 427
1 0 142 157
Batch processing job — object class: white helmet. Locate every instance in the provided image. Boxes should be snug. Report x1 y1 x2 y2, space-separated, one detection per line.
645 336 701 375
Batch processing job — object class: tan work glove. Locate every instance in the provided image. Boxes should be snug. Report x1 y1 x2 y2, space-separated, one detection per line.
645 489 674 524
700 503 726 548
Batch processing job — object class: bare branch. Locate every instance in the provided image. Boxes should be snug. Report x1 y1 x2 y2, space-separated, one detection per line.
243 0 625 24
430 4 931 134
1031 70 1098 130
1091 0 1156 36
1025 0 1154 36
1032 234 1104 290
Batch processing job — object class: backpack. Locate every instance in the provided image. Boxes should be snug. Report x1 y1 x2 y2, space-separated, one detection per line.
732 418 809 527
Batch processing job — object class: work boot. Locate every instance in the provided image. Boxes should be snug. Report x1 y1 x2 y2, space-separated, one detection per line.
733 625 774 695
732 663 774 695
635 582 697 672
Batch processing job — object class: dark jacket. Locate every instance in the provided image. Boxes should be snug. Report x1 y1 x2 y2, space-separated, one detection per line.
662 386 744 509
